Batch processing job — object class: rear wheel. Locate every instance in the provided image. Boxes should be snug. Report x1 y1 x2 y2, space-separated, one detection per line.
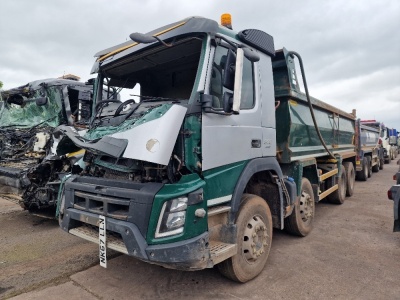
217 194 272 283
372 157 380 173
366 156 372 178
357 157 368 181
343 162 355 197
285 178 315 237
328 165 347 204
379 158 384 170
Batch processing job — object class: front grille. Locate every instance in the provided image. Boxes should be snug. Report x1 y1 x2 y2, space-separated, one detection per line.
65 176 164 236
74 190 130 220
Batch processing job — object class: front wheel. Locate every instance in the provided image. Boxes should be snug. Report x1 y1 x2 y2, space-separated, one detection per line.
217 194 272 283
285 178 315 237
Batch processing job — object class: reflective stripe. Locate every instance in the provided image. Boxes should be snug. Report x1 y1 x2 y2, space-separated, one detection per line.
207 195 232 206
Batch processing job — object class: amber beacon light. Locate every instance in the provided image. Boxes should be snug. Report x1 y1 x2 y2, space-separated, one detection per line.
221 13 232 29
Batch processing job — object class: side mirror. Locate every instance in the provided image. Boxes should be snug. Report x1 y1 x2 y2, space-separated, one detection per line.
222 92 233 113
129 32 157 44
222 50 236 90
232 48 244 114
35 97 48 106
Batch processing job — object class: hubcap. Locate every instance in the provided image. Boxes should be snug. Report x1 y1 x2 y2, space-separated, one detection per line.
243 216 269 262
299 190 314 222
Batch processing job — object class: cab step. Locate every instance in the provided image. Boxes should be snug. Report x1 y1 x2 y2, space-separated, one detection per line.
209 240 237 265
69 225 128 254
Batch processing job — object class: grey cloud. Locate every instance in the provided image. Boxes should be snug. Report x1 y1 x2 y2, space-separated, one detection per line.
0 0 398 128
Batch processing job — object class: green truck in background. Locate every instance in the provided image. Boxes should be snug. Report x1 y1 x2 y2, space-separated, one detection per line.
58 16 358 282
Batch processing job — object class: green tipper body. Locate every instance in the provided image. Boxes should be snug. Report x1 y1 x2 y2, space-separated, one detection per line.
273 49 356 163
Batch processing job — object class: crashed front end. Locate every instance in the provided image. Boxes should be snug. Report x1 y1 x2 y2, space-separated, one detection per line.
59 20 211 269
0 79 92 212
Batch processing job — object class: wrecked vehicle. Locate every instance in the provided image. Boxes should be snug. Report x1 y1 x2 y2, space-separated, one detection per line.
0 78 93 213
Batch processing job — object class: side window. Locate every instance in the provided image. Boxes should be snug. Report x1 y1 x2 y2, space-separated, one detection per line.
209 45 255 110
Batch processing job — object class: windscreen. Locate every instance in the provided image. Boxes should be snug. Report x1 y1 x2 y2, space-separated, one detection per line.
97 37 203 109
0 86 63 128
86 37 204 139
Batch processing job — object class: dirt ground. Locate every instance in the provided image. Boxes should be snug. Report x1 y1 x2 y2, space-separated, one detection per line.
1 160 399 300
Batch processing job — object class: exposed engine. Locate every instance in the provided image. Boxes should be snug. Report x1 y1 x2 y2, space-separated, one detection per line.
80 150 184 184
0 126 82 211
22 155 82 211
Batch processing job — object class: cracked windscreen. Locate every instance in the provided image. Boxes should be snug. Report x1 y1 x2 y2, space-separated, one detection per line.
86 36 203 139
0 86 63 128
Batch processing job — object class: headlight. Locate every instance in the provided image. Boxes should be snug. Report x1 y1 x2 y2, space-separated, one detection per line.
155 197 188 238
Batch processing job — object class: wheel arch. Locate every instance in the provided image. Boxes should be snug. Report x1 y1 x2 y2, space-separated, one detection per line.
229 157 284 226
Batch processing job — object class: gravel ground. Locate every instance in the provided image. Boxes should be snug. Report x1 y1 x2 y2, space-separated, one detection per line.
1 160 399 300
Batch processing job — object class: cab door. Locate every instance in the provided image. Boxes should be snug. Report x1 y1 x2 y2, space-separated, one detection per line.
202 44 264 171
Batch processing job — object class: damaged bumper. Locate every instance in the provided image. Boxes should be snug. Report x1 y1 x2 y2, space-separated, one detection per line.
60 209 210 269
59 175 211 270
0 164 31 195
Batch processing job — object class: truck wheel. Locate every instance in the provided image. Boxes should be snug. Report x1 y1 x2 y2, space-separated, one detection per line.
343 162 355 196
217 194 272 282
379 158 384 170
366 156 372 178
372 158 380 173
357 157 368 181
327 165 347 204
284 178 315 237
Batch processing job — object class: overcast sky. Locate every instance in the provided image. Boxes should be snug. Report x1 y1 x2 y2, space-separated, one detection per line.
0 0 399 129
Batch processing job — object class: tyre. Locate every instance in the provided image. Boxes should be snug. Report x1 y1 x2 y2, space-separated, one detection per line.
379 158 384 170
285 178 315 237
343 162 355 197
217 194 272 282
372 157 380 173
357 157 368 181
327 165 347 204
366 156 372 178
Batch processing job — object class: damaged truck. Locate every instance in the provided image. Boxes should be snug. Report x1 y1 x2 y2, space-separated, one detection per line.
59 16 359 282
0 78 94 214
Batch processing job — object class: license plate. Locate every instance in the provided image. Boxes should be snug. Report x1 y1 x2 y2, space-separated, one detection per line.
99 215 107 268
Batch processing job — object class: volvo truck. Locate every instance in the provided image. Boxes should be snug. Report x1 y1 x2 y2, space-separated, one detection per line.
58 16 358 282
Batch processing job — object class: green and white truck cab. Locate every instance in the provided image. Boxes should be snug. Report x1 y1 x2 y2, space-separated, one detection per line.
59 16 356 282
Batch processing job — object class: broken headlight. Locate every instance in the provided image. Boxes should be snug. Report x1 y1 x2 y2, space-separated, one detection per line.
155 197 188 238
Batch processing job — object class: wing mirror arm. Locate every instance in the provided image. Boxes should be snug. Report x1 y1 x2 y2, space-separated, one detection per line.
200 93 232 116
